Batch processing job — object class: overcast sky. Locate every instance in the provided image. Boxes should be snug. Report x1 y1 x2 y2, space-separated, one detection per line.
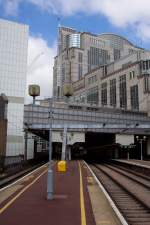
1 0 150 102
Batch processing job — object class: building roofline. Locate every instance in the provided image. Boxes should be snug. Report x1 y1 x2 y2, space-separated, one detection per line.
58 26 144 50
99 33 135 47
0 18 28 27
60 26 76 32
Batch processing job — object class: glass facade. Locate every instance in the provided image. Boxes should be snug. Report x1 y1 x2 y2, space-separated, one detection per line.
69 33 80 48
0 19 28 156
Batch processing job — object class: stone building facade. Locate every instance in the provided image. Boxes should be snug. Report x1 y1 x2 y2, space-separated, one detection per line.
72 50 150 114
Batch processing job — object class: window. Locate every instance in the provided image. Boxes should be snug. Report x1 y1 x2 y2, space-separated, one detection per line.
78 52 83 63
87 86 99 105
101 82 107 106
141 60 150 71
110 79 116 107
102 66 107 77
119 74 127 109
129 71 135 79
130 85 139 110
88 75 97 84
62 63 65 82
114 49 121 60
88 47 110 72
144 75 150 92
69 33 81 48
78 64 82 79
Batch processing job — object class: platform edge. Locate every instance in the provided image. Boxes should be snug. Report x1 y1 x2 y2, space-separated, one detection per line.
83 161 129 225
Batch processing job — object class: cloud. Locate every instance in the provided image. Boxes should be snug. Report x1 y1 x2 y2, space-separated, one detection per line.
2 0 150 42
136 23 150 42
2 0 22 16
26 35 56 103
1 0 150 25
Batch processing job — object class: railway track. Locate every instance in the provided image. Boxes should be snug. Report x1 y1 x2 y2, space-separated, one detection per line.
0 162 47 189
90 163 150 225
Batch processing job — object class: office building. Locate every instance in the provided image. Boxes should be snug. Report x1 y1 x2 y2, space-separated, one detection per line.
0 19 29 157
72 50 150 114
53 27 141 97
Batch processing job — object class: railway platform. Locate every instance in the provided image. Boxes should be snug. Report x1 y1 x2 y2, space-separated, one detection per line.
0 161 122 225
113 159 150 169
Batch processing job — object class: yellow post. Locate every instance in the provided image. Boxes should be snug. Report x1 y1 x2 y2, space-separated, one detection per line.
57 160 67 172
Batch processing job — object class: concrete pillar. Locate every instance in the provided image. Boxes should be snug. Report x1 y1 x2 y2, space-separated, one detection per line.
67 146 71 160
61 126 67 160
147 137 150 156
24 130 28 160
114 148 119 159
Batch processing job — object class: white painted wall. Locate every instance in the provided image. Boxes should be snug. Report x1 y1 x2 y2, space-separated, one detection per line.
115 134 134 145
27 134 34 160
52 131 85 144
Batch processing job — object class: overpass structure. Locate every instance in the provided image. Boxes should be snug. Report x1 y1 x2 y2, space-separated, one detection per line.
24 102 150 135
24 102 150 159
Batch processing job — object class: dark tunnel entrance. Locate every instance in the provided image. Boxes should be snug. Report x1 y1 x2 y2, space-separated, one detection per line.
84 132 116 162
26 129 149 162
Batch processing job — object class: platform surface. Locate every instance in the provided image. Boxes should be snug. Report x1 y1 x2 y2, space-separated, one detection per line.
114 159 150 169
0 161 96 225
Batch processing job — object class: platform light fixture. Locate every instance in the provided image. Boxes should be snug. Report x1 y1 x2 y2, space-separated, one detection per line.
28 84 40 105
47 84 74 200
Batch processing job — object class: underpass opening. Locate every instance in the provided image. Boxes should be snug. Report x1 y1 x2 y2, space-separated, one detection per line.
84 132 116 162
25 128 150 162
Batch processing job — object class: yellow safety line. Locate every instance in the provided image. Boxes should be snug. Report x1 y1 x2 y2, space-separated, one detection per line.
78 161 87 225
0 169 47 214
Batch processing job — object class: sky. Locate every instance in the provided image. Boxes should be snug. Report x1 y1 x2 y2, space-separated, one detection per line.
1 0 150 101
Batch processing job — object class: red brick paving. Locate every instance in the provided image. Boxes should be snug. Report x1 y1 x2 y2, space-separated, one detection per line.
0 161 96 225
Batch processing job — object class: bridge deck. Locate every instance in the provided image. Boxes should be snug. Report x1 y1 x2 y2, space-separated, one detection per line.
24 104 150 134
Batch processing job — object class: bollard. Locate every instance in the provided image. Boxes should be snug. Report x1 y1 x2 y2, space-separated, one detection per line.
57 160 67 172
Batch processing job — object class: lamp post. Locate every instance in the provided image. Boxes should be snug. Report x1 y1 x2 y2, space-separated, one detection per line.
47 97 53 200
28 84 40 158
47 83 73 198
24 127 28 161
61 84 73 160
136 136 146 160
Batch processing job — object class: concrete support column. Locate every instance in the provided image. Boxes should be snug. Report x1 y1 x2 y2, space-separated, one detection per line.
67 146 71 160
147 136 150 156
114 148 119 159
24 130 28 160
61 126 67 160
